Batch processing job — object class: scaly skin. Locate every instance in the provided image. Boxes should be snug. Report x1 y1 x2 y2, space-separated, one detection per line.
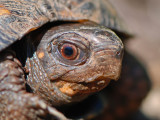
0 51 68 120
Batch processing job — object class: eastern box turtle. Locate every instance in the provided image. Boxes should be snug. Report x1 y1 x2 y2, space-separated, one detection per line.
0 0 151 120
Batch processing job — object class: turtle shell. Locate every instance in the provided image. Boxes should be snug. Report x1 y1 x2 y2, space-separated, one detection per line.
0 0 130 52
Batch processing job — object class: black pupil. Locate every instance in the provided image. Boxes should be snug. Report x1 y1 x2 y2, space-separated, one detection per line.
64 46 74 56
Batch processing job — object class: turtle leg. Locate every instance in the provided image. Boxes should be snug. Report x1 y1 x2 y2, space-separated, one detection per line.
0 50 67 120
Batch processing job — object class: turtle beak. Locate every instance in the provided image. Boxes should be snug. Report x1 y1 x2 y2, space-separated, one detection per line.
83 29 124 82
92 42 124 81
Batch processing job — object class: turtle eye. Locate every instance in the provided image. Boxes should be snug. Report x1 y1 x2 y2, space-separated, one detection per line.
51 36 89 66
60 43 78 60
53 41 88 65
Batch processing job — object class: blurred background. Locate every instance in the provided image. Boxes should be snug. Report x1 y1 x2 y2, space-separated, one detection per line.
109 0 160 119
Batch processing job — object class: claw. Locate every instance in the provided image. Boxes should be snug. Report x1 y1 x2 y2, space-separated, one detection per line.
47 106 68 120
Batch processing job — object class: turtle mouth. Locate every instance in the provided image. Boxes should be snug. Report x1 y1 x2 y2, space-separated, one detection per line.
49 78 110 106
52 78 111 97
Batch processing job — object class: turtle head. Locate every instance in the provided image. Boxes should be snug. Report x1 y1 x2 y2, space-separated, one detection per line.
26 21 123 105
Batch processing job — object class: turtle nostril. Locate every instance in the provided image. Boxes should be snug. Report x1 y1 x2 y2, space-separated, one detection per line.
116 48 124 59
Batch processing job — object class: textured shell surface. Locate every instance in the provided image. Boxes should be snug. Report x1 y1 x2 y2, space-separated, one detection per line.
0 0 127 52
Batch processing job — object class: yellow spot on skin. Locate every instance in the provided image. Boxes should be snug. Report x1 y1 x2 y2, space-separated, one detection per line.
0 6 11 16
60 84 75 96
38 52 44 59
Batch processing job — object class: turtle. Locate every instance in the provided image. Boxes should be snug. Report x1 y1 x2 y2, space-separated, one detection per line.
0 0 125 120
0 0 151 120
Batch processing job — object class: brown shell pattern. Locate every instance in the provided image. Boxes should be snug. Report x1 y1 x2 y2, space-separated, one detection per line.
0 0 127 51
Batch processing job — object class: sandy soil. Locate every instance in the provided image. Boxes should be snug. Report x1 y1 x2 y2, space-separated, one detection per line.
109 0 160 119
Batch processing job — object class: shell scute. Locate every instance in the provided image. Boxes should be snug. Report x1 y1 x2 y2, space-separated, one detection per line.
0 0 130 52
0 0 49 51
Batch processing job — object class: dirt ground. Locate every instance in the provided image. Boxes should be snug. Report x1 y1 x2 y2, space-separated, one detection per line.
109 0 160 119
